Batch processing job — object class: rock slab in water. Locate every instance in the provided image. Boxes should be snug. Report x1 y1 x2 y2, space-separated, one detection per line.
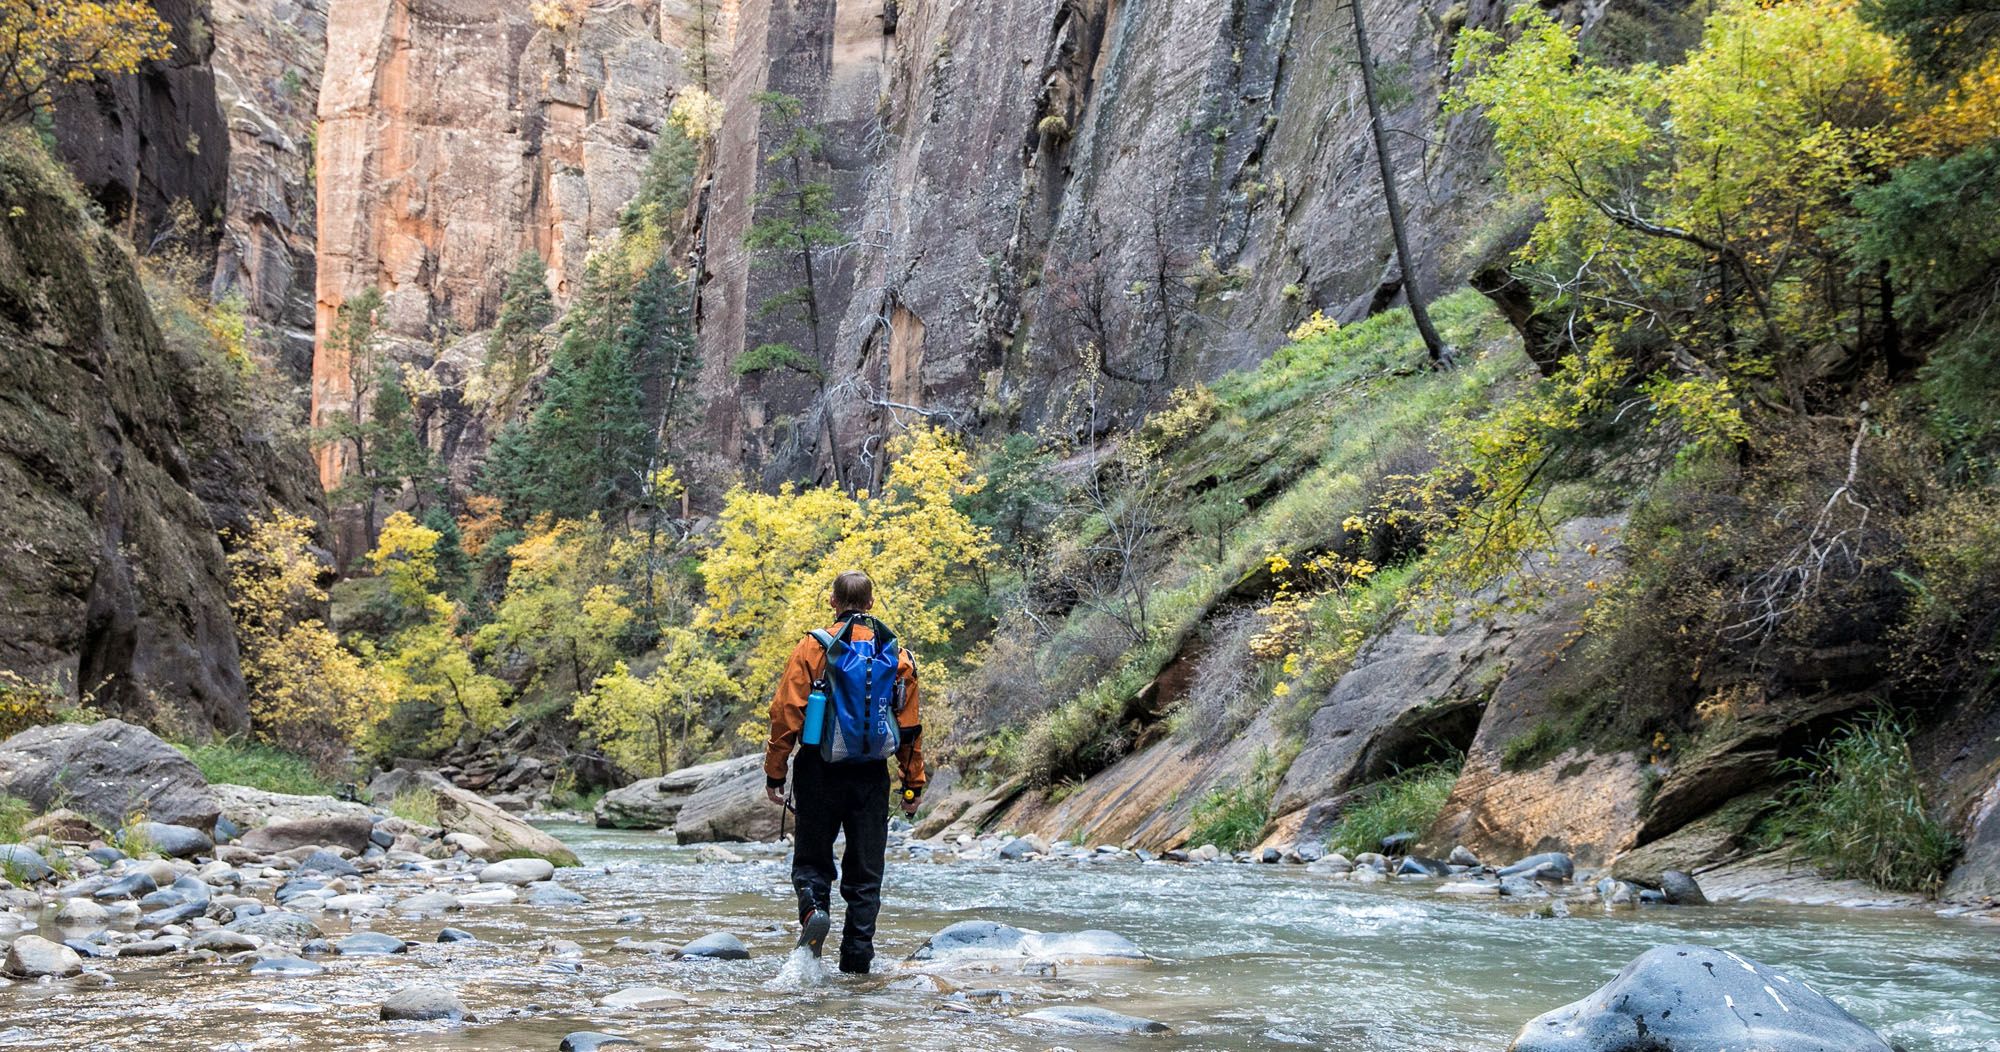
1508 944 1893 1052
677 932 749 960
561 1033 638 1051
367 769 577 866
336 931 407 956
910 921 1029 961
225 910 323 944
3 934 83 978
1499 852 1575 882
671 755 781 844
593 756 744 830
0 720 220 833
250 956 326 976
1023 1006 1172 1034
380 983 471 1022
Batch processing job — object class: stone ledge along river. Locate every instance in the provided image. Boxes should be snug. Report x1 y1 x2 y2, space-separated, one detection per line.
3 820 1997 1050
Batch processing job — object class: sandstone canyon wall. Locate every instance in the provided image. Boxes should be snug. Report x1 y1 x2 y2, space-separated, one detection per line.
311 0 684 538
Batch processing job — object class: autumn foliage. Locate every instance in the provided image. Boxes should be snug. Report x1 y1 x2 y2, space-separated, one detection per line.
0 0 172 124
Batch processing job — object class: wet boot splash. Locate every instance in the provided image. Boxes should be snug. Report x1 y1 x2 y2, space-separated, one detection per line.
798 909 831 957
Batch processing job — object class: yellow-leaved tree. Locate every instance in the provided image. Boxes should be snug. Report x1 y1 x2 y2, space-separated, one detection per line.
227 511 394 758
367 513 509 752
475 515 636 700
573 627 735 776
0 0 173 124
698 427 995 734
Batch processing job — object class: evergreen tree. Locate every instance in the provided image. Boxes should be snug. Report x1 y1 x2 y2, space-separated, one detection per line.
486 252 555 404
685 0 727 93
742 90 849 485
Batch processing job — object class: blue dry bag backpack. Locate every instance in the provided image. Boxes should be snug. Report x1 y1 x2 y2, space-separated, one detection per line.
808 614 904 764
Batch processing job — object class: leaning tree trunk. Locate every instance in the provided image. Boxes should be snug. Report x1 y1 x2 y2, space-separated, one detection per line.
1350 0 1452 367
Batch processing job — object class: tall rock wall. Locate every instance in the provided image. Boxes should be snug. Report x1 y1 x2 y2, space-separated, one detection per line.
311 0 683 536
694 0 1507 487
211 0 330 382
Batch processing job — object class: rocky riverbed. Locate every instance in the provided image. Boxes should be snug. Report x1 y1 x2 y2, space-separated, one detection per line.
4 810 1999 1050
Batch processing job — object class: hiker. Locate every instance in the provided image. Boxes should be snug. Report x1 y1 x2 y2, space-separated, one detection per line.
764 570 926 974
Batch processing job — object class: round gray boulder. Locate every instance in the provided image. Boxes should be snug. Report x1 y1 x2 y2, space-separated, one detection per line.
380 983 471 1022
3 934 83 978
1508 944 1893 1052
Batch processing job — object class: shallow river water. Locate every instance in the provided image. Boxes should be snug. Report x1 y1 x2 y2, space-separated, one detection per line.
4 821 1998 1050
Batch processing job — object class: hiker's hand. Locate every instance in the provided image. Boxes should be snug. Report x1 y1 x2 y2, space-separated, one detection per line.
901 791 921 815
766 785 786 807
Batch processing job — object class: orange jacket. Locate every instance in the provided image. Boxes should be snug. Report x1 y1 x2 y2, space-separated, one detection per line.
764 619 927 791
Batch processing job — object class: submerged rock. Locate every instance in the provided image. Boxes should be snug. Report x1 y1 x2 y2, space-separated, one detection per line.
336 931 407 956
908 921 1028 961
1508 944 1893 1052
1499 852 1575 883
249 956 325 976
598 986 684 1010
479 858 555 885
224 910 323 944
677 932 749 960
1023 1006 1172 1034
379 983 471 1022
561 1034 638 1052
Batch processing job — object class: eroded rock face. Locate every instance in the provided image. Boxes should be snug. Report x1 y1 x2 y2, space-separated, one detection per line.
211 0 329 380
1508 945 1892 1052
595 756 746 830
672 755 780 844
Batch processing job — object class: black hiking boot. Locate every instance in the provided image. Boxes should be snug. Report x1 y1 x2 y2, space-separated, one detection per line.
798 909 832 957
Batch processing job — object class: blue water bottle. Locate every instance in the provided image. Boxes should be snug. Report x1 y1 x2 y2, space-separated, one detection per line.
802 688 827 746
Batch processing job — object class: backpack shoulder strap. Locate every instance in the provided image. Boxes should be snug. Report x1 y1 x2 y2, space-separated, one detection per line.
808 628 837 651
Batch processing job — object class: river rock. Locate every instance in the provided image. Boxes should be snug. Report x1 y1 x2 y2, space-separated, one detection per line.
380 983 471 1022
54 898 109 927
224 910 322 944
594 757 747 830
117 939 178 957
525 881 587 906
239 815 375 855
479 858 555 885
324 892 386 912
1508 944 1893 1052
249 955 325 976
2 934 82 978
561 1034 638 1052
367 769 577 865
126 822 213 859
293 850 361 877
1449 845 1481 867
397 892 461 914
694 844 743 864
671 755 781 844
998 835 1046 861
1660 870 1708 906
337 931 407 956
0 845 52 883
0 721 221 833
1023 1006 1172 1034
211 784 375 831
909 921 1028 961
677 932 749 960
1499 852 1575 882
436 927 476 943
188 930 258 953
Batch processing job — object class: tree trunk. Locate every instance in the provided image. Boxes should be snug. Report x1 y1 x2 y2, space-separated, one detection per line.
1350 0 1452 368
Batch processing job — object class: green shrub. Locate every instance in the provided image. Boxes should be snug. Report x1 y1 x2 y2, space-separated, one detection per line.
1188 750 1278 851
1500 720 1576 772
1327 761 1460 856
0 795 29 842
388 787 440 827
177 739 338 797
1764 715 1960 896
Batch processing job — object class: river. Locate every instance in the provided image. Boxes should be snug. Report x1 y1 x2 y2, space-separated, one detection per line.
2 821 1996 1050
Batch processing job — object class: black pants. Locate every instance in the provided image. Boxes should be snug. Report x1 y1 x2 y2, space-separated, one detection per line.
790 750 890 972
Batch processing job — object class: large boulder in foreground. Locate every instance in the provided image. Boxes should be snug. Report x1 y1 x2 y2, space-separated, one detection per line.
594 756 745 830
1509 945 1892 1052
367 769 576 866
671 755 780 844
0 720 219 833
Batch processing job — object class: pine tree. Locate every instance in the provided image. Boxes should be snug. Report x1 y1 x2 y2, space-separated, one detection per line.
743 90 849 486
487 252 555 404
685 0 727 94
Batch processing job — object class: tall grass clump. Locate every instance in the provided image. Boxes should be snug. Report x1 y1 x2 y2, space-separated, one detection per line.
177 739 338 797
0 795 30 842
1187 750 1278 851
388 787 441 827
1765 715 1960 896
1328 761 1459 856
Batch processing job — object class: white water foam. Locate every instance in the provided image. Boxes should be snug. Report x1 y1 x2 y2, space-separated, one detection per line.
763 945 832 991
